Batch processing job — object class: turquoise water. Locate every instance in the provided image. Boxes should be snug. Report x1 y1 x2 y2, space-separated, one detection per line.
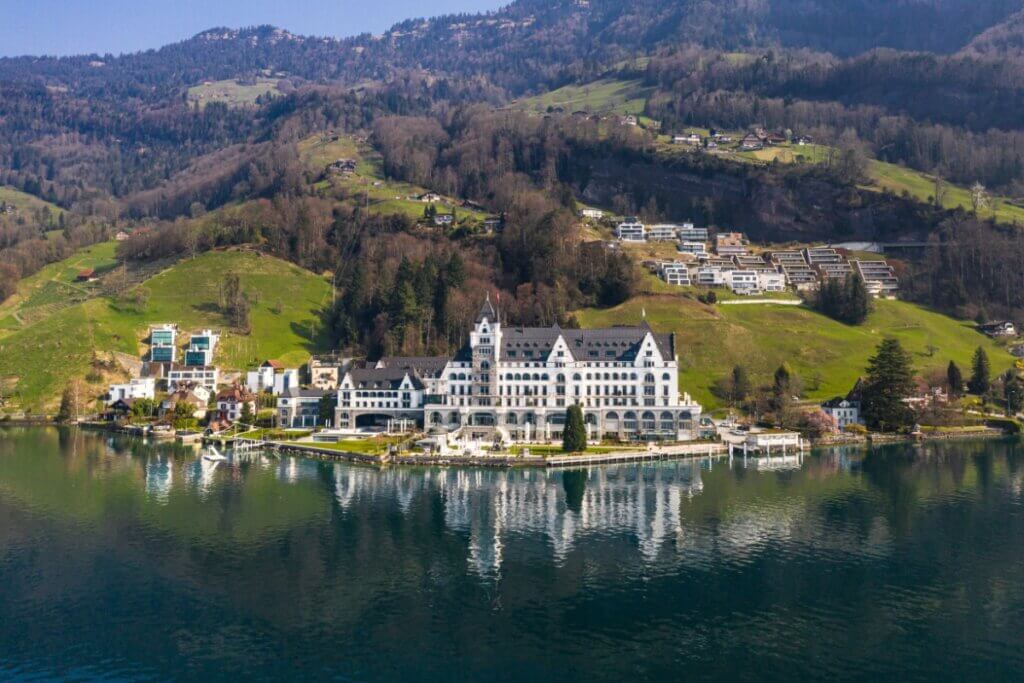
1 427 1023 681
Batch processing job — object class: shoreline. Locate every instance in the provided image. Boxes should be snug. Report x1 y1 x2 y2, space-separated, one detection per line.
44 422 1020 469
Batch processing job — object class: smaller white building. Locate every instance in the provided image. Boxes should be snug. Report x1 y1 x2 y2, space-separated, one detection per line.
273 369 300 395
615 218 645 242
822 398 861 428
659 262 692 286
579 208 605 220
107 377 156 406
167 365 219 392
677 224 708 241
677 241 709 259
726 270 759 295
646 224 680 241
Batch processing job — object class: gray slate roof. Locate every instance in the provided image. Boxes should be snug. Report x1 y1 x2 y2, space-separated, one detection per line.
499 323 673 362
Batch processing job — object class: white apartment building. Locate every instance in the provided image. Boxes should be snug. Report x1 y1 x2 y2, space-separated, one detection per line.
659 262 692 286
149 324 177 364
167 365 219 392
579 208 605 219
106 377 156 406
646 224 680 241
677 241 709 259
335 298 703 442
615 218 646 242
677 224 708 241
183 329 220 367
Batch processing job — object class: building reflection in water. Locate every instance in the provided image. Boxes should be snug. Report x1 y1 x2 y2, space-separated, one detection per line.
331 459 712 576
92 433 904 577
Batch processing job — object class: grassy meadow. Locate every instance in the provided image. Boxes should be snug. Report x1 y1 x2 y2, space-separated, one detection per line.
186 78 282 108
576 295 1014 411
0 249 332 414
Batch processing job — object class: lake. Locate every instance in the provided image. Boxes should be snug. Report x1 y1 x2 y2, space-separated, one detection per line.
0 427 1023 681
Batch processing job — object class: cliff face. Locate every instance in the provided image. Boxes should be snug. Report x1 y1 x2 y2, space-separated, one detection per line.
577 154 931 243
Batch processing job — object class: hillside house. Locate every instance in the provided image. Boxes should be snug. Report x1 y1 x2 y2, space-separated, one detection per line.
215 387 257 423
160 387 209 419
277 387 328 428
673 132 701 145
416 192 443 203
433 213 455 227
677 224 709 241
615 218 645 242
114 230 131 241
579 208 605 220
184 329 219 367
853 260 899 297
821 398 861 428
167 365 219 392
106 377 156 406
149 324 178 363
246 360 281 393
76 269 96 282
646 224 680 241
309 357 345 391
659 262 692 286
715 232 748 257
979 321 1018 338
620 115 638 126
677 241 709 259
739 133 763 150
327 158 357 175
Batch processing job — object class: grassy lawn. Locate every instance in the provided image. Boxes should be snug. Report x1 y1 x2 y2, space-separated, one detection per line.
509 443 644 456
513 78 652 116
187 78 282 108
0 186 65 217
0 241 119 333
576 295 1014 411
298 133 487 224
288 436 404 455
865 159 1024 225
0 249 332 414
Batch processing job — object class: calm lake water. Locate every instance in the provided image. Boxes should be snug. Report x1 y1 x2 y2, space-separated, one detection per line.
1 428 1023 681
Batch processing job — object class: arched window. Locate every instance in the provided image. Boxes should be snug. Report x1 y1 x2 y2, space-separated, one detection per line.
572 373 582 382
557 374 566 383
641 411 656 431
430 412 442 425
506 414 518 425
662 373 671 381
644 373 655 383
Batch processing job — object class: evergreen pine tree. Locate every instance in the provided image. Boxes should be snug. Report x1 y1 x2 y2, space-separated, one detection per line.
730 365 750 404
861 338 916 432
947 360 964 397
843 272 870 324
239 401 254 425
562 405 587 453
969 346 991 395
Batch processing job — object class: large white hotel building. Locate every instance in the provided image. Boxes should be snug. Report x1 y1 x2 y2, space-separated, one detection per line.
335 297 703 442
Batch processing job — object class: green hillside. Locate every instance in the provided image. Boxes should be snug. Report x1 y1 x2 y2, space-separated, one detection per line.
186 78 282 109
576 295 1015 411
0 185 65 217
297 133 486 223
0 241 119 331
0 249 332 414
512 78 652 116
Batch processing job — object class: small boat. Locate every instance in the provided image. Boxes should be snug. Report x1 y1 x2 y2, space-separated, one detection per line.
202 446 227 463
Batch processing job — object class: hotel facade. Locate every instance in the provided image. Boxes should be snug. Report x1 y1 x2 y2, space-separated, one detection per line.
335 298 703 442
